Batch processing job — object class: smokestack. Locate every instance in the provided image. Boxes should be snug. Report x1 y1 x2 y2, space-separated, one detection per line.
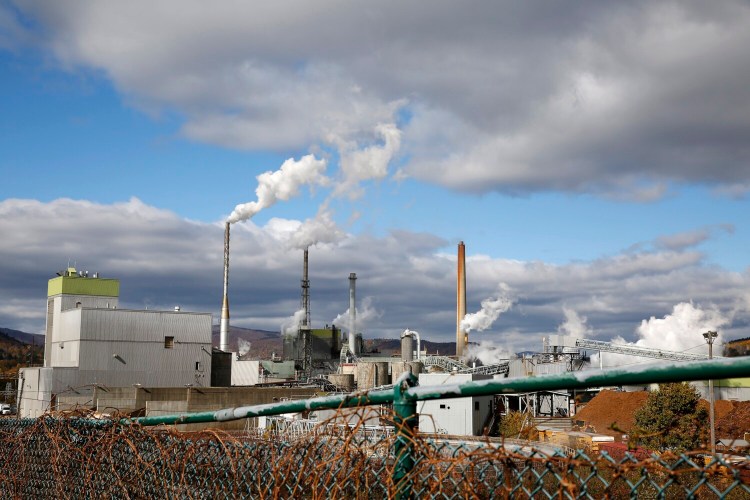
302 248 310 328
456 241 466 358
349 272 357 355
220 222 230 352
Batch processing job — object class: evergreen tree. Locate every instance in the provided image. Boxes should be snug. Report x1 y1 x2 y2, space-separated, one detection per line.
633 382 708 452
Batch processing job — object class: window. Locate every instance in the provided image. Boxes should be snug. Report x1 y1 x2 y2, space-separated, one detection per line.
165 336 174 348
474 401 480 411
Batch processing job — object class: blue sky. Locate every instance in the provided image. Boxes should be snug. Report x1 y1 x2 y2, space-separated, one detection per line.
1 2 749 358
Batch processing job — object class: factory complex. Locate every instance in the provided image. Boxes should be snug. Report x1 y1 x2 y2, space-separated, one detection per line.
17 226 750 438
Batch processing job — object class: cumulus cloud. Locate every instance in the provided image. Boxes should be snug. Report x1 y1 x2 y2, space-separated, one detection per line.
10 1 750 196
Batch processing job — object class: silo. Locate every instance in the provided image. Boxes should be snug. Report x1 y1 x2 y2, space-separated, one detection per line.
374 362 390 387
407 361 423 376
401 330 414 361
390 361 408 383
356 362 377 390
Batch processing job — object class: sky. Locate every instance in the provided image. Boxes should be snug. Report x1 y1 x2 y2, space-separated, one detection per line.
1 1 749 363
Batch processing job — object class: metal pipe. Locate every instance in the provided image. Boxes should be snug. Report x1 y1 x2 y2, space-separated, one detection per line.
703 330 718 456
456 241 466 358
122 356 750 427
349 273 357 355
219 222 230 352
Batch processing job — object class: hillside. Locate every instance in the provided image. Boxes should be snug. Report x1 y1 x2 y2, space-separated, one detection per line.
0 330 44 373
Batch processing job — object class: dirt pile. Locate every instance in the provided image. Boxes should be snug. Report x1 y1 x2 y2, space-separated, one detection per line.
715 401 750 439
576 390 748 442
574 390 649 441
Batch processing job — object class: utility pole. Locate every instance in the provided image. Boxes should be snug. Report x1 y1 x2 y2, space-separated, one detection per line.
703 330 718 455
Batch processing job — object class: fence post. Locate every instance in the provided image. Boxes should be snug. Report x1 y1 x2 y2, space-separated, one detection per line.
392 372 418 499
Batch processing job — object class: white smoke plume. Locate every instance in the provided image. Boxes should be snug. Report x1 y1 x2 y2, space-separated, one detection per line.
557 307 592 339
332 123 402 200
460 284 514 334
281 308 307 337
331 296 381 333
237 338 252 357
287 209 345 250
228 154 328 223
597 302 729 368
464 340 512 365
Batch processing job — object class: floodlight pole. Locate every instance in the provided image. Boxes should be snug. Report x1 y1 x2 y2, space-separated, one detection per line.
703 330 717 455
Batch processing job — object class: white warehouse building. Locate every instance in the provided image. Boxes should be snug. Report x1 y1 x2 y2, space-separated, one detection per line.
18 268 212 418
418 372 494 436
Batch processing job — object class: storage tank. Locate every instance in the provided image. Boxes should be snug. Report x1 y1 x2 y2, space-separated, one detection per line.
374 362 389 387
327 373 355 391
356 362 376 390
401 331 414 361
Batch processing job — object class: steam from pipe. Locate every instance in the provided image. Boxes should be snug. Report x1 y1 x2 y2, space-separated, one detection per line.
460 283 514 334
227 154 328 223
220 221 230 352
282 308 307 337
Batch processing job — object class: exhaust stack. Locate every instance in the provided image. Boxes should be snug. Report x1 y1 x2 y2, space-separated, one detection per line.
349 272 357 355
456 241 466 358
220 222 230 352
302 248 311 328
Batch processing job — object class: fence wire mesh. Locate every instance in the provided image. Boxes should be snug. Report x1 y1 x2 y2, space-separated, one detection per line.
1 408 749 499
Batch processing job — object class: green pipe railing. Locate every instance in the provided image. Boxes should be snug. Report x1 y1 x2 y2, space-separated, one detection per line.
122 356 750 498
124 356 750 427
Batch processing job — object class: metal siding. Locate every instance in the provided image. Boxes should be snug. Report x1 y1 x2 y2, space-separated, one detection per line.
231 359 260 386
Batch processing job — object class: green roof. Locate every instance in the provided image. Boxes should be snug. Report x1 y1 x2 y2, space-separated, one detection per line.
47 268 119 298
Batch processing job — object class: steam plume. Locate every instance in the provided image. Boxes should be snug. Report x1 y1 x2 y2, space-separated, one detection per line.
332 123 402 199
332 296 380 332
228 154 328 223
460 284 514 334
557 307 591 338
288 209 345 250
281 308 306 337
237 338 252 357
465 340 512 365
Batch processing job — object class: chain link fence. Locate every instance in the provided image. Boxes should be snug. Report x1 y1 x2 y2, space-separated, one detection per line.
1 410 749 499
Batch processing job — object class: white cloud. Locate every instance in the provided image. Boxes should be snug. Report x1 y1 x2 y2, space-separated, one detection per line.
12 1 750 196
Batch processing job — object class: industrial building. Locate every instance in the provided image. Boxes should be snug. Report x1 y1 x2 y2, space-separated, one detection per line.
18 267 213 417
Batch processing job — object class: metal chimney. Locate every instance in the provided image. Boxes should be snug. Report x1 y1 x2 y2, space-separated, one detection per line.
302 248 311 328
220 222 230 352
456 241 466 358
348 272 357 355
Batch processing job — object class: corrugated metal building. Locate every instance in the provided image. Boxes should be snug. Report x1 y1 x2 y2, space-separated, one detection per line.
418 372 494 436
19 268 212 417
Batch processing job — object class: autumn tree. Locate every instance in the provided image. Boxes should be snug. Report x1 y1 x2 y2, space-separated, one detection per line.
633 382 708 452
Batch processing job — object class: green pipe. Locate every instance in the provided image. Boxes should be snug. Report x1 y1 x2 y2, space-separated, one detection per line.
123 356 750 427
392 372 418 500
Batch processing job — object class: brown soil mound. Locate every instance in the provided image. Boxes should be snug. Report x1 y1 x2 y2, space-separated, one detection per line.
716 401 750 439
574 390 649 441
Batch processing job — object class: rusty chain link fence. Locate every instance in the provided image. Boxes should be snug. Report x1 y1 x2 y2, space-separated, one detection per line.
1 410 749 499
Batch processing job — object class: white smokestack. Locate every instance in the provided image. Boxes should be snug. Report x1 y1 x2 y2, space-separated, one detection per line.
220 222 230 352
349 272 357 355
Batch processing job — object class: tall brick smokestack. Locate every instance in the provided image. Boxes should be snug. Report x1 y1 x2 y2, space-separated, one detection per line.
456 241 466 358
